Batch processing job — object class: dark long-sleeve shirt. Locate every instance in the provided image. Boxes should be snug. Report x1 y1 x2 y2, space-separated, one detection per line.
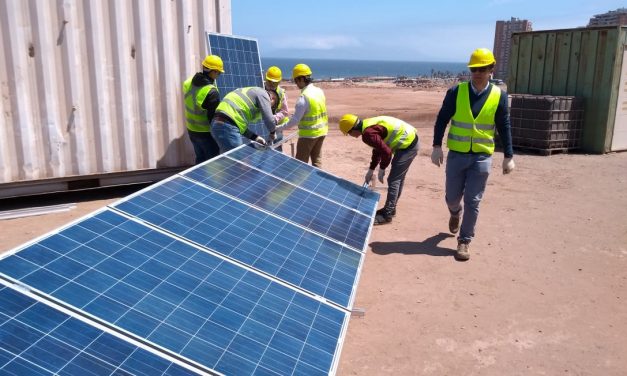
362 125 393 170
191 72 219 122
433 82 514 158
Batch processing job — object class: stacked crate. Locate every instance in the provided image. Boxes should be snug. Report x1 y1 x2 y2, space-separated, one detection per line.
508 95 584 154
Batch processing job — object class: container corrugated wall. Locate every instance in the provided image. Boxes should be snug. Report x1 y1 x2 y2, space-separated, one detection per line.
0 0 231 197
508 26 627 153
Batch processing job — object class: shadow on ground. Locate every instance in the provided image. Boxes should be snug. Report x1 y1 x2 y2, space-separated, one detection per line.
370 232 455 257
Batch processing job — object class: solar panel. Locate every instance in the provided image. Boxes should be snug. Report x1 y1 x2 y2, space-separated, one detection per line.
0 144 378 376
0 285 198 376
206 33 269 139
0 209 349 375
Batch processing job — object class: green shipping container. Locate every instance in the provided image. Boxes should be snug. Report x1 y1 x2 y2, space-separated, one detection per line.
508 26 627 153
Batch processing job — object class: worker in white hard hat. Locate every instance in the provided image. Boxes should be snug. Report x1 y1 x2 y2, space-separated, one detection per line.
339 114 419 225
182 54 224 164
264 66 290 151
430 47 515 261
275 63 328 168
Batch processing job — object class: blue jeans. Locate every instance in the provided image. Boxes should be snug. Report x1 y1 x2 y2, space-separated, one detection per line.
187 130 219 164
445 151 492 243
211 119 243 153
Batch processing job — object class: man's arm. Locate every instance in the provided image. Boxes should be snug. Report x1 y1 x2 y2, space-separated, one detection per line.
362 126 392 170
201 88 220 121
282 95 307 129
495 90 514 158
257 91 277 134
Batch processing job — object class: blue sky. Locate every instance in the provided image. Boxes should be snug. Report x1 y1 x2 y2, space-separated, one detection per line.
232 0 626 62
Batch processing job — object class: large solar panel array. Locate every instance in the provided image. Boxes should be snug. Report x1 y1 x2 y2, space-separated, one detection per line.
0 144 379 376
206 33 269 140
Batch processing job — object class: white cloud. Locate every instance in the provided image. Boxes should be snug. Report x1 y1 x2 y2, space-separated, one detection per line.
272 35 361 50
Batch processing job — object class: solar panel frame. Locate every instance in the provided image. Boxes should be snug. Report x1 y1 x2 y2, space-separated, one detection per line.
206 32 270 140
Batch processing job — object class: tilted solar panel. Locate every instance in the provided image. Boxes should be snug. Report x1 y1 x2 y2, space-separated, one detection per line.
0 209 349 375
206 33 269 140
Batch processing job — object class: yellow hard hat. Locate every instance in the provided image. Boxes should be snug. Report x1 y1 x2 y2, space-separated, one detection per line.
468 48 496 68
265 66 282 82
339 114 359 135
202 55 225 73
292 63 312 79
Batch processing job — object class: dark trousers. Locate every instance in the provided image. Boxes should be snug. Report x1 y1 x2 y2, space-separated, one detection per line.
188 130 219 164
383 141 419 214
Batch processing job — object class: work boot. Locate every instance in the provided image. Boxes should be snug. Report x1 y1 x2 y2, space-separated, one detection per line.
373 213 393 225
449 214 460 234
376 208 396 218
455 240 470 261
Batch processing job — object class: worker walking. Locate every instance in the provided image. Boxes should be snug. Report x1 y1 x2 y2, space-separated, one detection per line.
182 55 224 164
277 64 328 168
210 87 278 153
264 66 290 151
431 48 515 261
339 114 419 225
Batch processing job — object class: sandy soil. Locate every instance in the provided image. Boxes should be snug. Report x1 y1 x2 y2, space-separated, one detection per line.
2 84 627 375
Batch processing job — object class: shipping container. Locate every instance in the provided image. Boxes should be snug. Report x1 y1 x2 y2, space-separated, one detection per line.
0 0 232 198
508 26 627 153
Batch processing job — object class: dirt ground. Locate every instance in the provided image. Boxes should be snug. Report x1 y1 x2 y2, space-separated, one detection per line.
2 85 627 375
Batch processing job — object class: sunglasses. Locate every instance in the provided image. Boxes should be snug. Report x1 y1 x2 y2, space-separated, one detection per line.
470 67 490 73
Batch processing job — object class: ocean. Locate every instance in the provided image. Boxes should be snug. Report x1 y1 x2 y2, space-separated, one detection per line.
261 57 467 79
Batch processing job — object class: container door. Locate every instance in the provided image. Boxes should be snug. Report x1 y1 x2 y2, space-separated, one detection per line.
611 49 627 151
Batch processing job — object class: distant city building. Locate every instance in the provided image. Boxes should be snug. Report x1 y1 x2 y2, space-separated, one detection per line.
493 17 532 81
588 8 627 26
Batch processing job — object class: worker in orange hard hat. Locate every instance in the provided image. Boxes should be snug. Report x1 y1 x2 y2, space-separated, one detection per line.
275 63 328 168
182 54 225 164
264 66 290 151
430 47 515 261
339 114 419 225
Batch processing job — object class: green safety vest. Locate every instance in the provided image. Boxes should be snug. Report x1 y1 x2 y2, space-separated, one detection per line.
298 85 328 138
447 82 500 154
215 87 260 135
362 116 416 151
276 87 289 125
182 78 217 132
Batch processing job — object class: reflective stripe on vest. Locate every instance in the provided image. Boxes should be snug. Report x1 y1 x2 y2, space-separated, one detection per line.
215 87 259 134
298 85 328 138
447 82 500 154
362 116 417 151
277 87 289 125
182 78 216 132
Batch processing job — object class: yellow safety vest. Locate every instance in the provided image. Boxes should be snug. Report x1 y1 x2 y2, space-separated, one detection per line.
182 78 217 132
362 116 416 151
215 87 260 135
298 85 328 138
276 87 289 125
447 82 500 154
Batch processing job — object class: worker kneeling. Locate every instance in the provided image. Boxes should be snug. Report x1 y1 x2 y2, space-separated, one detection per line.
339 114 419 225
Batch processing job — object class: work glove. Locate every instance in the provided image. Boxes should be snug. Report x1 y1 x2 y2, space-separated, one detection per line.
364 169 375 185
269 132 277 142
254 136 267 146
431 146 444 167
274 123 285 132
503 157 515 174
377 168 386 184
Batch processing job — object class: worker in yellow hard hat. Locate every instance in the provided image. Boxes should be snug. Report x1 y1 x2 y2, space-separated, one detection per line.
264 66 290 151
182 54 225 164
430 47 515 261
275 63 328 168
339 114 419 225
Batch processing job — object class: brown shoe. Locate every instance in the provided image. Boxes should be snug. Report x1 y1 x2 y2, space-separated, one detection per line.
455 241 470 261
449 215 460 234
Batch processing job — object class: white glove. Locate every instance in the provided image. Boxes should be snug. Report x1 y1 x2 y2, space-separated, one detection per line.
503 157 515 174
377 168 386 183
364 169 375 184
431 146 444 167
274 124 284 132
254 136 267 146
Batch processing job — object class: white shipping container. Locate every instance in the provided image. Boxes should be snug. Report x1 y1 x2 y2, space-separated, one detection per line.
0 0 232 198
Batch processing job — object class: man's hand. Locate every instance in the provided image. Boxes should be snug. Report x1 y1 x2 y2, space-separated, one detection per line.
254 136 267 146
503 157 515 174
269 132 277 142
377 168 386 184
274 124 284 132
431 146 444 167
364 169 375 185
